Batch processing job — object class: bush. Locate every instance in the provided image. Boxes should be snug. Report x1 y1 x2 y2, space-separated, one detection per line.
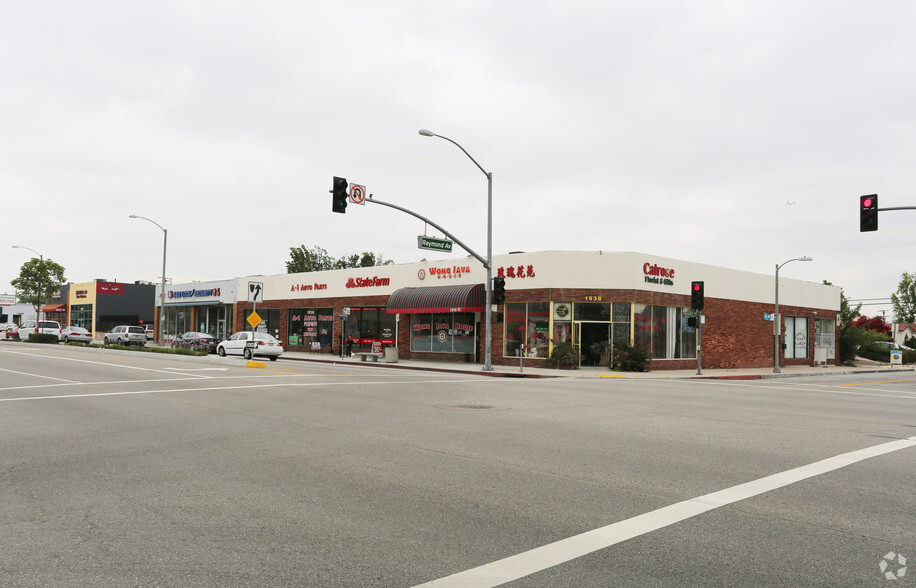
28 333 60 344
548 340 580 368
611 342 648 372
858 343 916 364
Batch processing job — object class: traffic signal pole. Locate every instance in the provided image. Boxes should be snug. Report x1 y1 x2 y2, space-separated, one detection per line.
362 195 495 371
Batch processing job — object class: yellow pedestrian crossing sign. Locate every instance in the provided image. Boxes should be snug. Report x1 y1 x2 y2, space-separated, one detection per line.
247 311 262 329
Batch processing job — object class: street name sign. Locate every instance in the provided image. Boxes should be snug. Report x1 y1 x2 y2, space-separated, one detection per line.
417 236 453 252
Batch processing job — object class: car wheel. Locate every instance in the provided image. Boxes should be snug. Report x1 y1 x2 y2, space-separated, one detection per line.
103 337 110 346
62 336 68 343
269 355 278 361
243 348 253 360
217 346 226 357
171 341 179 349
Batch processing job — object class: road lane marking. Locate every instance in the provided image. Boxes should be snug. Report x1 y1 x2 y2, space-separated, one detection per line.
684 379 916 399
0 367 76 383
836 377 916 387
0 378 492 402
0 348 213 378
415 435 916 588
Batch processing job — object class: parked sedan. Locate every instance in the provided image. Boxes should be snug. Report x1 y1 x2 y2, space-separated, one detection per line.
217 331 283 361
171 331 221 353
61 326 93 344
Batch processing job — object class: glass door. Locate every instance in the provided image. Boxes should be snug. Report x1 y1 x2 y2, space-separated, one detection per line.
574 322 611 367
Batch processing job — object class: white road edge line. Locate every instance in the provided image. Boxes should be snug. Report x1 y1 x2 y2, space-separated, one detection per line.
415 435 916 588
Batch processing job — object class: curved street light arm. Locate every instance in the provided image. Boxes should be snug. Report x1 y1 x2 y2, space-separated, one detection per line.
419 130 489 178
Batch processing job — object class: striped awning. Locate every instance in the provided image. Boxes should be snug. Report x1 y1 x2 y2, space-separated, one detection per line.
386 283 486 314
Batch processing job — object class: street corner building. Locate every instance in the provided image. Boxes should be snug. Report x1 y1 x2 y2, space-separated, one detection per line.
202 251 839 371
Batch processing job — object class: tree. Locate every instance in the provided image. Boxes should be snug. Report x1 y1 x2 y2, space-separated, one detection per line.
286 245 393 273
824 281 863 364
11 258 66 319
891 271 916 323
852 315 892 337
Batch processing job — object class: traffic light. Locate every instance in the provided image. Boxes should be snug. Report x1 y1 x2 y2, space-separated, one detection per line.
332 176 348 214
690 281 704 310
492 277 506 304
859 194 877 232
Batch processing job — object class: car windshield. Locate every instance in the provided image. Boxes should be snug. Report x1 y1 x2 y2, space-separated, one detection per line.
127 327 145 334
254 333 278 343
39 321 59 328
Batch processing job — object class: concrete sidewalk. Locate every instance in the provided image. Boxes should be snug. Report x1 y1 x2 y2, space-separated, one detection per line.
277 350 915 380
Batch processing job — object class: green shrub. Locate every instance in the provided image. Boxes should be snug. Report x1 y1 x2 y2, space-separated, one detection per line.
858 343 916 364
549 340 580 367
611 342 648 372
28 333 60 344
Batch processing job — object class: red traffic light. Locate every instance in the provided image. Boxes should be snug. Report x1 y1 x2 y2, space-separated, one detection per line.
690 281 704 310
859 194 878 232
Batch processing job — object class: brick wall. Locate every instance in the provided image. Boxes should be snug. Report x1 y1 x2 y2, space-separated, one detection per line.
237 288 838 371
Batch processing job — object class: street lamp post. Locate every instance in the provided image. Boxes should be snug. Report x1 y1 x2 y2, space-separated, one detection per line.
774 256 813 373
129 215 168 346
12 245 46 320
419 129 494 371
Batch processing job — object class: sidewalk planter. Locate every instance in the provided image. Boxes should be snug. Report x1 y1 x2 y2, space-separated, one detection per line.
384 347 398 363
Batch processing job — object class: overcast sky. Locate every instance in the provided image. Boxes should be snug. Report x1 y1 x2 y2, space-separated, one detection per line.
2 1 913 320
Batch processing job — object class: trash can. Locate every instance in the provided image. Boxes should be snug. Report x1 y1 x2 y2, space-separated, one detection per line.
384 347 398 363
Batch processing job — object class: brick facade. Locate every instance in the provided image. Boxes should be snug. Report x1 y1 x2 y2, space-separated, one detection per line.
235 287 838 371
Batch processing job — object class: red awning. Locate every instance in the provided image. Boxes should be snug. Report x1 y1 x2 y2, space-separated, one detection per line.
386 283 486 314
40 303 66 312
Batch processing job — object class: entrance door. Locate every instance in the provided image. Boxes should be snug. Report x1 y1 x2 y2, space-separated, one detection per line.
574 322 611 367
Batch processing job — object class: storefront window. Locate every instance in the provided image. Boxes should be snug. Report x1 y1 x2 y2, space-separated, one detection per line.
504 303 526 357
410 314 432 351
289 308 334 350
342 307 394 350
503 302 551 358
785 316 808 359
634 304 696 360
815 318 835 360
70 304 93 329
574 302 611 321
453 314 475 354
410 312 475 353
431 313 452 352
244 309 280 338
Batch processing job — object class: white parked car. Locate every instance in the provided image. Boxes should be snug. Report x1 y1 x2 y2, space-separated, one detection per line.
19 320 62 342
217 331 283 361
61 326 93 344
104 325 147 347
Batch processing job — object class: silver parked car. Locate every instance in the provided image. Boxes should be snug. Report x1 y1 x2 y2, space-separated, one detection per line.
61 326 93 344
104 325 147 347
217 331 283 361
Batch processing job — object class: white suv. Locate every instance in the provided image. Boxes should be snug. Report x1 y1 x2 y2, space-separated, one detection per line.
104 325 147 347
19 320 62 342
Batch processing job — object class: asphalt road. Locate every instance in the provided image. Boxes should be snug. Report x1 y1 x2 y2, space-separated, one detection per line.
1 343 914 586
